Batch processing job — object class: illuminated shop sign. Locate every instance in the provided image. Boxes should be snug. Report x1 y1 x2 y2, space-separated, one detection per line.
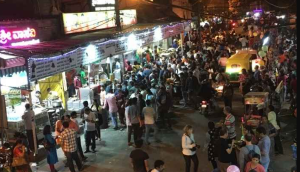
92 0 115 6
62 10 137 34
0 27 40 46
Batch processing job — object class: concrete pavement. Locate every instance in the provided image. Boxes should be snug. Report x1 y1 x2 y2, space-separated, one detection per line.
32 89 295 172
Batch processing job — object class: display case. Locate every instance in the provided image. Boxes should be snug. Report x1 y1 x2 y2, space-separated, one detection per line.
7 103 50 141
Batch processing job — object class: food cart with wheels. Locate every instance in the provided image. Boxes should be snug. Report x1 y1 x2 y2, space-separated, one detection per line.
243 92 269 129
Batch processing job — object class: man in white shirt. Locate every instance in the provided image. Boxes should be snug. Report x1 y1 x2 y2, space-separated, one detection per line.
143 100 160 145
268 105 283 154
22 103 36 152
83 108 97 153
239 35 248 49
267 105 280 130
150 160 165 172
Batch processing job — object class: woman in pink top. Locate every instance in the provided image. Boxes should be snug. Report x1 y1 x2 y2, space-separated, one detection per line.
244 154 265 172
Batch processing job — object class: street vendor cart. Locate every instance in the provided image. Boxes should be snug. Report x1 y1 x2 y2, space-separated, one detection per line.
243 92 269 128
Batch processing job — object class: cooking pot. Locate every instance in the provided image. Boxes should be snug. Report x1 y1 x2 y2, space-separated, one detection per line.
52 100 62 108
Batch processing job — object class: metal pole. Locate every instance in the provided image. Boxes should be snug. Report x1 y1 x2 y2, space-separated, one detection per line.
0 78 4 145
25 60 38 156
115 0 121 31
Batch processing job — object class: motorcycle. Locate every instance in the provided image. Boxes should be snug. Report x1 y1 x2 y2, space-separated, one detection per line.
199 92 218 117
199 100 209 116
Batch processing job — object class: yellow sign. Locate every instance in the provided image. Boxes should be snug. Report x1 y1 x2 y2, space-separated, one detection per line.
62 10 137 34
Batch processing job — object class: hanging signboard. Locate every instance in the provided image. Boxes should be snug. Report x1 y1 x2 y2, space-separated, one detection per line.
92 0 115 6
28 23 186 80
62 10 137 34
0 24 40 46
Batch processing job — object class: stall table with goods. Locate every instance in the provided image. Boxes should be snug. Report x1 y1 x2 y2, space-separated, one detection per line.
67 70 109 112
240 92 269 142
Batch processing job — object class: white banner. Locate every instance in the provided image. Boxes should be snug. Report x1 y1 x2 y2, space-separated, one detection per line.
28 23 186 80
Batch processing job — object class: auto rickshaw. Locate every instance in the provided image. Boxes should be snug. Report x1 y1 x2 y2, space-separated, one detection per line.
225 51 264 82
243 92 269 128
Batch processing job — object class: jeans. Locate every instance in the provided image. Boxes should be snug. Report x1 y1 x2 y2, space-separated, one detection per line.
65 151 82 172
210 159 218 170
109 112 118 128
182 90 188 106
183 154 199 172
76 137 84 159
96 123 101 139
85 130 96 151
274 131 284 154
261 160 270 171
128 123 139 143
26 130 35 152
145 124 158 143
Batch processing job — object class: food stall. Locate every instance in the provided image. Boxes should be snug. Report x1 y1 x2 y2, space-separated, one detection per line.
0 71 50 141
243 92 269 128
66 61 110 112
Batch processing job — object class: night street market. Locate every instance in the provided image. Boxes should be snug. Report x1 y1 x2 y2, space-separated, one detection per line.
0 0 297 172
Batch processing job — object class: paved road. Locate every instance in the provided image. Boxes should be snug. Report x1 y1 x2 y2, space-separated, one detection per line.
33 89 295 172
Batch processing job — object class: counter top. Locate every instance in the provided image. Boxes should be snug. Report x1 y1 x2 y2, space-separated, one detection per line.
7 103 47 122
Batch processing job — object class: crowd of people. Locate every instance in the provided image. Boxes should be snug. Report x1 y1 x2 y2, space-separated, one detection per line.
8 19 297 172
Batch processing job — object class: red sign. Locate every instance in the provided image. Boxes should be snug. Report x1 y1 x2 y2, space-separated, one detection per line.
0 27 39 46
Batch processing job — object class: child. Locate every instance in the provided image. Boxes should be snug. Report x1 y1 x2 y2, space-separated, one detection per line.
244 153 266 172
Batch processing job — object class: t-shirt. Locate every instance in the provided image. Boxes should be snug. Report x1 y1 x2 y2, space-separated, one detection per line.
225 114 236 139
80 70 87 85
84 112 96 131
22 110 35 130
130 149 149 172
239 145 261 171
257 136 271 164
239 37 248 47
142 107 155 125
267 111 280 130
244 162 266 172
218 138 231 163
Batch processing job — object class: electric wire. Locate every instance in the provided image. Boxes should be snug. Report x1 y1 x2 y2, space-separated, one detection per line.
263 0 296 9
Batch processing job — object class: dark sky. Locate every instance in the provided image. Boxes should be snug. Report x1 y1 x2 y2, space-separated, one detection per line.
0 0 35 20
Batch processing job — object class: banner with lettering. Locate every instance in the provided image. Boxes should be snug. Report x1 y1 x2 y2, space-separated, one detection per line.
28 23 187 80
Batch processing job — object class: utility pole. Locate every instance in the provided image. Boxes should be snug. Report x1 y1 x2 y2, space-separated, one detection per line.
115 0 121 31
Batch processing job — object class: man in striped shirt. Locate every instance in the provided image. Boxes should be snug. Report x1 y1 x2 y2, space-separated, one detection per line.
61 121 83 172
223 106 238 166
223 106 236 140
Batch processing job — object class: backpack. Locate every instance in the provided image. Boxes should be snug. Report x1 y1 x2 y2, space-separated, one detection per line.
246 145 257 162
43 138 55 150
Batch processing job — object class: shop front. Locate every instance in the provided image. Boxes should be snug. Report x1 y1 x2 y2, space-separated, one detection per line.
1 21 190 141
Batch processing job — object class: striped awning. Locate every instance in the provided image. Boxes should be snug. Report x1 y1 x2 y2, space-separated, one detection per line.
0 53 25 69
0 66 27 77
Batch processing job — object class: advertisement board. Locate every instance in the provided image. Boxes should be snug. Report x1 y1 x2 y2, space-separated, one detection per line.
92 0 115 6
62 10 137 34
0 25 40 46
